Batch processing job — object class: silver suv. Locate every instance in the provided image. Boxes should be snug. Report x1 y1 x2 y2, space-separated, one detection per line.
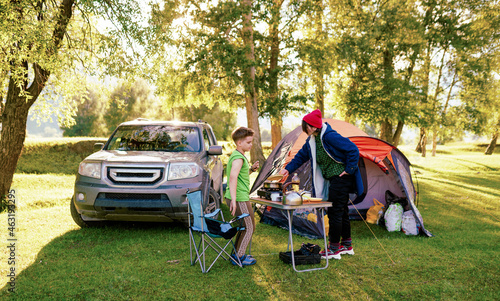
70 119 224 227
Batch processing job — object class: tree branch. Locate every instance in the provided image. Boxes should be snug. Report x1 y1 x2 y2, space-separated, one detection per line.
27 0 75 105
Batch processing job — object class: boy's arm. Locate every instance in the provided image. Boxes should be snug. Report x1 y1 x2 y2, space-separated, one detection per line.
228 158 243 216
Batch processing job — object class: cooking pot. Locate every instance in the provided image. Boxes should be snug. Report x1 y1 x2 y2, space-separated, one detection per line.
282 182 303 206
263 180 283 190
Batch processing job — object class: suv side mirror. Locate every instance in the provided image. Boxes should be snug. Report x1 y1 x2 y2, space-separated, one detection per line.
94 143 104 152
207 145 222 155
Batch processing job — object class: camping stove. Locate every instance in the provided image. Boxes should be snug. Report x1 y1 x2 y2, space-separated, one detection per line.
257 188 282 201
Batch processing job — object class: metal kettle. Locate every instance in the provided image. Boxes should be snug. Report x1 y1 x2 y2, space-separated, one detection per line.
282 182 303 205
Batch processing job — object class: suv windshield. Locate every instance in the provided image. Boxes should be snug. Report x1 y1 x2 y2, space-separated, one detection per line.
106 125 201 152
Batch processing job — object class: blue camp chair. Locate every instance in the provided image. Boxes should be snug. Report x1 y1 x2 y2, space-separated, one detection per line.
187 190 249 273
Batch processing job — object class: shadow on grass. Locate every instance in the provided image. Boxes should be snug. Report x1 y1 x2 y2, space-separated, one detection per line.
418 173 500 199
0 222 268 300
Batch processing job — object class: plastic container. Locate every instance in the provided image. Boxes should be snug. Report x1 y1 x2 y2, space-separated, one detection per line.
291 173 300 192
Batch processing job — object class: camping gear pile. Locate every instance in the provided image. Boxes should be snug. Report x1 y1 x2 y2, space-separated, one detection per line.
251 119 432 238
378 190 422 235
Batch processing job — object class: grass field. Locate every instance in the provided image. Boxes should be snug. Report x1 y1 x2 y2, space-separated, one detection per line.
0 140 498 300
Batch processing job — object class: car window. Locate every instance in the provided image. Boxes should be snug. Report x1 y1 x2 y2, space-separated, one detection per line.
106 125 201 152
203 128 213 150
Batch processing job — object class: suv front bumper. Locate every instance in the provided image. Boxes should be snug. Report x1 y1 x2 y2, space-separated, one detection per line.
74 176 203 222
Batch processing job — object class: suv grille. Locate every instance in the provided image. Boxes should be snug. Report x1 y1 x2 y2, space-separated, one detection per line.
107 167 164 185
94 193 172 213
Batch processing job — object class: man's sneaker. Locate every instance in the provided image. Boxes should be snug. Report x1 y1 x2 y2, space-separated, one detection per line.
338 245 355 255
320 246 341 260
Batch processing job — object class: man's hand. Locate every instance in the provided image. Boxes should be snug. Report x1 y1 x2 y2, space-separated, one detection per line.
339 171 349 177
278 169 289 182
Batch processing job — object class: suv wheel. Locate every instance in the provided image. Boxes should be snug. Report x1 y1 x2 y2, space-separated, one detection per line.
204 188 220 214
70 196 106 228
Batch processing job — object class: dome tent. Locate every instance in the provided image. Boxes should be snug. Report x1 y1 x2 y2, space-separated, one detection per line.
251 119 432 238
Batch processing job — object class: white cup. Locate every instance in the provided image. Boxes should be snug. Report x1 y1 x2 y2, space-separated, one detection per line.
271 193 280 202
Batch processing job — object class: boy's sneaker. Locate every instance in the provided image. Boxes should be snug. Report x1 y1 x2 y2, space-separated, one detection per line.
241 255 256 266
320 246 341 260
230 254 256 266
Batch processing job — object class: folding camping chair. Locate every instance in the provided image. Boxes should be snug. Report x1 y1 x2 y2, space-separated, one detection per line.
187 190 249 273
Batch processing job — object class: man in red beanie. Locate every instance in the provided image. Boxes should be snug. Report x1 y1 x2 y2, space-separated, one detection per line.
279 109 363 260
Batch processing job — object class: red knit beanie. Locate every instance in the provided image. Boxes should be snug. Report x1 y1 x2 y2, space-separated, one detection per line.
303 109 323 128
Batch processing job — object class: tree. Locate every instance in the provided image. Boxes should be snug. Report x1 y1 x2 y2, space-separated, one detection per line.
153 1 266 163
175 103 237 140
241 0 265 163
105 79 163 132
329 0 424 146
0 0 149 211
61 87 108 137
297 0 332 115
414 0 500 156
0 0 76 211
257 0 309 148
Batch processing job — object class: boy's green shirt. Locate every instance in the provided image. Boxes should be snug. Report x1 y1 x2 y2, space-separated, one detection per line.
224 150 250 202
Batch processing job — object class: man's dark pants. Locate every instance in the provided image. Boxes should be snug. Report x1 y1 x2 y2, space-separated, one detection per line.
327 174 355 244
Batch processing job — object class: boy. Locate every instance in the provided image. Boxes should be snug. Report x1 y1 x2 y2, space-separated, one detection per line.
224 126 259 266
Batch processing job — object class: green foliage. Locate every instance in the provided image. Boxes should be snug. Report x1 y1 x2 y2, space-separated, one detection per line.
175 103 237 141
60 88 109 137
331 0 424 125
104 79 164 132
0 0 150 124
1 142 499 299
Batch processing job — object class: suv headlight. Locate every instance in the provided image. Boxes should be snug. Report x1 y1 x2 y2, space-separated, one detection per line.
78 162 101 179
168 162 199 180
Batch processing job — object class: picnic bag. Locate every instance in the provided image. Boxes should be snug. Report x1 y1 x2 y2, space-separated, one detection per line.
366 198 385 224
401 210 420 235
384 203 403 232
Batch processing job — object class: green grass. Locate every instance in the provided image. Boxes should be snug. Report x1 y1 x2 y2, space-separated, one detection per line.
10 174 76 210
1 141 499 300
16 137 107 174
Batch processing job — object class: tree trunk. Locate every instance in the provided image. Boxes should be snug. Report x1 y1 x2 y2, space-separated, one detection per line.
416 38 432 153
314 74 325 114
242 0 265 164
416 127 426 154
415 127 427 157
392 121 404 147
485 130 498 155
313 0 324 114
379 45 395 144
380 118 394 144
268 0 283 149
0 87 30 211
429 47 447 158
271 116 282 149
432 127 437 156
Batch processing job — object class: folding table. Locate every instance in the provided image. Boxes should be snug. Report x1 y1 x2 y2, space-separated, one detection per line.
250 196 332 272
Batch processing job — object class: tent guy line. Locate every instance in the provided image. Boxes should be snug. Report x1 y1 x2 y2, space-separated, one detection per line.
349 198 396 265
